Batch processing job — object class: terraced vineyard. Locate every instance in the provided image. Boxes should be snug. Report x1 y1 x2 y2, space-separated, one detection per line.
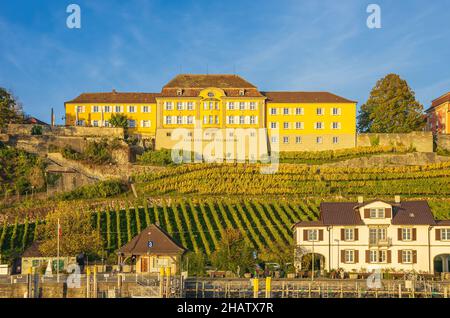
134 162 450 196
0 198 321 257
2 198 450 259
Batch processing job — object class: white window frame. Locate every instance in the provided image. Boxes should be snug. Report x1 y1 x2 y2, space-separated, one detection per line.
307 229 318 241
250 102 256 110
295 136 302 144
239 102 245 110
402 250 413 264
315 122 323 129
104 106 111 113
283 122 289 129
370 208 385 219
333 136 339 144
270 122 277 129
332 107 341 116
177 102 183 110
283 136 289 144
344 228 354 241
295 122 304 129
296 107 304 115
187 102 194 110
283 108 289 115
271 136 278 143
316 108 324 115
165 102 173 110
402 228 412 241
441 229 450 241
332 122 341 129
270 108 277 115
228 102 235 110
128 105 136 113
344 250 355 263
316 136 323 144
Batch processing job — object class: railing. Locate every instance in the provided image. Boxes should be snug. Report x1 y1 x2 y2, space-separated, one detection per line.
369 237 392 247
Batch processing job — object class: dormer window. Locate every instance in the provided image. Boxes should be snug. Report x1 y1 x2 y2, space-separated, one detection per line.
177 89 183 96
370 208 385 218
207 92 214 98
239 89 245 96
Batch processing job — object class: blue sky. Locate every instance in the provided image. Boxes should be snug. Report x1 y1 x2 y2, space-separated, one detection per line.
0 0 449 124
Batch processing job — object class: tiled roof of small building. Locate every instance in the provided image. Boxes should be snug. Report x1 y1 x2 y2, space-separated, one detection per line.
294 200 439 227
66 91 160 104
262 91 357 104
118 224 186 256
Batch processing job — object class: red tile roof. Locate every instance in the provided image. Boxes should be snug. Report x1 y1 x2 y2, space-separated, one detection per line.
427 92 450 112
163 74 257 89
262 91 357 104
66 91 160 104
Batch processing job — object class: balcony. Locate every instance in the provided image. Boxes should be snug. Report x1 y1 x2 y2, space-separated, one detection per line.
369 237 392 247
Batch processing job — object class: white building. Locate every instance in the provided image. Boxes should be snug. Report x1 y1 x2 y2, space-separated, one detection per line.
294 197 450 274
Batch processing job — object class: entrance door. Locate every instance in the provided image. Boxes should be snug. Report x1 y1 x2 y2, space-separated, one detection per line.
141 257 149 273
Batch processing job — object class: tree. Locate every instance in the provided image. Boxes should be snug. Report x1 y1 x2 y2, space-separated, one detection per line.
0 88 23 128
109 113 128 129
37 202 103 257
211 229 255 276
357 74 425 133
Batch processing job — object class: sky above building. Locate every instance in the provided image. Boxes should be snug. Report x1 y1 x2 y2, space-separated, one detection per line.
0 0 449 124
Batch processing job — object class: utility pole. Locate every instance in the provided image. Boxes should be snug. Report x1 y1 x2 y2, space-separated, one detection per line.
57 218 60 283
311 239 315 281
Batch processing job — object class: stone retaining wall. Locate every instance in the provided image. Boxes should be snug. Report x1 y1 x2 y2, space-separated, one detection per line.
437 134 450 151
357 132 433 153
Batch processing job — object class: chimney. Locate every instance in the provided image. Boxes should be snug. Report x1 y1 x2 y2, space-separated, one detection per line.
357 196 364 204
395 195 401 203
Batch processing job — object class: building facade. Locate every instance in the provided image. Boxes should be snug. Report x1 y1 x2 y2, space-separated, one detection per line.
118 224 186 274
294 197 450 274
65 74 357 154
426 92 450 134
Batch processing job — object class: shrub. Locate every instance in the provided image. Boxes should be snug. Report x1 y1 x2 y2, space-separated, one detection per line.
30 125 43 135
137 148 174 166
56 180 128 200
109 113 128 128
61 139 113 164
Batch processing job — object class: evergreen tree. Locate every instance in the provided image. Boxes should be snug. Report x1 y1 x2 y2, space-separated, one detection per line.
0 88 23 128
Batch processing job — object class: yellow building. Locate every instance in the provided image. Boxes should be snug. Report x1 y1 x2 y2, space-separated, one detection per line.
64 74 357 153
264 92 357 151
65 91 159 137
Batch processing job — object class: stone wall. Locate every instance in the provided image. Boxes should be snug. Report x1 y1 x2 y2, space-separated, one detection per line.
437 134 450 151
357 131 433 153
6 124 124 138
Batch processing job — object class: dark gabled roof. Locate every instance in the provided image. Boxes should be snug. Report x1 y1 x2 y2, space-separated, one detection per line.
391 201 436 225
161 74 264 98
163 74 257 89
436 220 450 226
294 200 440 227
66 91 160 104
320 202 364 226
262 91 357 104
118 224 186 256
292 220 324 228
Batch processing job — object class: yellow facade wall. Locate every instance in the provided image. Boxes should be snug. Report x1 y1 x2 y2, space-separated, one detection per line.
266 102 357 151
65 102 157 137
